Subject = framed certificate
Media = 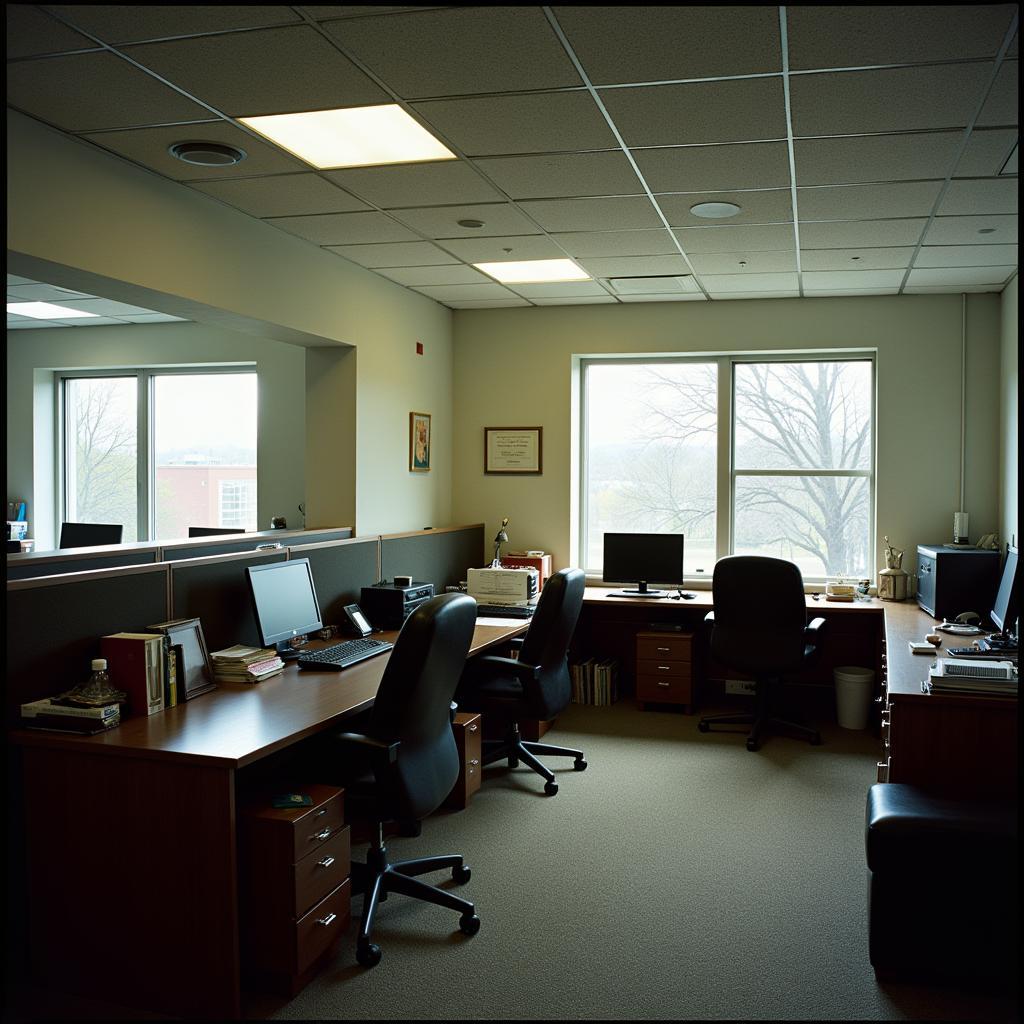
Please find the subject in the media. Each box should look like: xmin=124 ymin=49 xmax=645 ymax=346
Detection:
xmin=484 ymin=427 xmax=543 ymax=474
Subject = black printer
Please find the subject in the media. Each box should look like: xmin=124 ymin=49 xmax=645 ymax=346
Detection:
xmin=360 ymin=580 xmax=435 ymax=629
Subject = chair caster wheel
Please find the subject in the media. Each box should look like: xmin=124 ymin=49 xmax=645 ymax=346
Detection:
xmin=573 ymin=758 xmax=587 ymax=771
xmin=356 ymin=941 xmax=381 ymax=968
xmin=698 ymin=721 xmax=710 ymax=733
xmin=452 ymin=864 xmax=471 ymax=885
xmin=508 ymin=757 xmax=519 ymax=769
xmin=746 ymin=737 xmax=758 ymax=751
xmin=544 ymin=780 xmax=558 ymax=796
xmin=459 ymin=913 xmax=481 ymax=936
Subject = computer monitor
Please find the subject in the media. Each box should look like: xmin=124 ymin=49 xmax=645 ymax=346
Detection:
xmin=246 ymin=558 xmax=324 ymax=659
xmin=187 ymin=527 xmax=247 ymax=538
xmin=58 ymin=522 xmax=124 ymax=549
xmin=990 ymin=546 xmax=1018 ymax=637
xmin=603 ymin=532 xmax=685 ymax=598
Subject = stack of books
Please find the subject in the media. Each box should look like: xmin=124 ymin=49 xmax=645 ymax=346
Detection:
xmin=570 ymin=657 xmax=619 ymax=706
xmin=927 ymin=658 xmax=1018 ymax=698
xmin=210 ymin=644 xmax=285 ymax=683
xmin=21 ymin=697 xmax=121 ymax=734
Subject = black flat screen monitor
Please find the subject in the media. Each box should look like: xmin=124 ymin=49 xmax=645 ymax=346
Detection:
xmin=58 ymin=522 xmax=124 ymax=549
xmin=188 ymin=527 xmax=247 ymax=538
xmin=603 ymin=533 xmax=685 ymax=598
xmin=246 ymin=558 xmax=323 ymax=658
xmin=990 ymin=546 xmax=1018 ymax=636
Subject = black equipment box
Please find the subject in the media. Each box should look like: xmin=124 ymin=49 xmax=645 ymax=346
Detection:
xmin=360 ymin=581 xmax=435 ymax=629
xmin=916 ymin=544 xmax=999 ymax=621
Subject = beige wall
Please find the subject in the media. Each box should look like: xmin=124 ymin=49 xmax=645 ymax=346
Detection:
xmin=999 ymin=275 xmax=1018 ymax=549
xmin=451 ymin=294 xmax=1003 ymax=577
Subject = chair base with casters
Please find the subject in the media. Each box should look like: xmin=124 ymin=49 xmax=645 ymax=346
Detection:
xmin=698 ymin=676 xmax=822 ymax=751
xmin=482 ymin=720 xmax=587 ymax=796
xmin=352 ymin=822 xmax=479 ymax=968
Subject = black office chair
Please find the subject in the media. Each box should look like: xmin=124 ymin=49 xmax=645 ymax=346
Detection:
xmin=457 ymin=567 xmax=587 ymax=796
xmin=697 ymin=556 xmax=825 ymax=752
xmin=327 ymin=592 xmax=481 ymax=968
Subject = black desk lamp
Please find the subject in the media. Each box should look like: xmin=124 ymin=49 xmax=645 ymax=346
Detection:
xmin=491 ymin=517 xmax=510 ymax=568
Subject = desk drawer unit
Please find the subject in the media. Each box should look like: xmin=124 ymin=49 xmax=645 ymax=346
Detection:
xmin=446 ymin=712 xmax=482 ymax=810
xmin=636 ymin=632 xmax=694 ymax=712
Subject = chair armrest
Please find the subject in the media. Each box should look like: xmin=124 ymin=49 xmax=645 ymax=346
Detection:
xmin=509 ymin=637 xmax=525 ymax=651
xmin=476 ymin=654 xmax=541 ymax=683
xmin=806 ymin=616 xmax=826 ymax=634
xmin=335 ymin=732 xmax=400 ymax=764
xmin=449 ymin=700 xmax=458 ymax=723
xmin=704 ymin=610 xmax=715 ymax=624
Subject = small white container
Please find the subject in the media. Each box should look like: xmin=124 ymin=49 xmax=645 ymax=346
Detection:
xmin=834 ymin=666 xmax=875 ymax=730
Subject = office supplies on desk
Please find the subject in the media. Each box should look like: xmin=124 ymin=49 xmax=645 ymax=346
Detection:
xmin=467 ymin=566 xmax=538 ymax=607
xmin=297 ymin=636 xmax=393 ymax=670
xmin=474 ymin=602 xmax=536 ymax=619
xmin=360 ymin=580 xmax=435 ymax=629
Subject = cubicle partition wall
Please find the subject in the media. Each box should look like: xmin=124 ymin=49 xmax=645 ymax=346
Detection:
xmin=157 ymin=526 xmax=352 ymax=562
xmin=5 ymin=547 xmax=161 ymax=581
xmin=5 ymin=564 xmax=171 ymax=722
xmin=298 ymin=537 xmax=380 ymax=628
xmin=379 ymin=524 xmax=485 ymax=592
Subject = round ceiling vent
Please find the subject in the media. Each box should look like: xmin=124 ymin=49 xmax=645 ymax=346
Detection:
xmin=168 ymin=141 xmax=247 ymax=166
xmin=689 ymin=201 xmax=742 ymax=219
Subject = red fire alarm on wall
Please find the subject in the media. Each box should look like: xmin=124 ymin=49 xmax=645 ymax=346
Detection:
xmin=416 ymin=341 xmax=424 ymax=355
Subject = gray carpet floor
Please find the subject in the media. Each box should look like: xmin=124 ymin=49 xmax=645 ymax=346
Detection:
xmin=252 ymin=702 xmax=1018 ymax=1021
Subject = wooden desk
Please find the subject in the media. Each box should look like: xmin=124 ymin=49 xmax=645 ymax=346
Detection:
xmin=9 ymin=622 xmax=526 ymax=1020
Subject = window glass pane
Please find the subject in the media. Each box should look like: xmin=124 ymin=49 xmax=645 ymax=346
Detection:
xmin=734 ymin=361 xmax=872 ymax=470
xmin=64 ymin=377 xmax=138 ymax=542
xmin=734 ymin=475 xmax=871 ymax=578
xmin=584 ymin=362 xmax=717 ymax=575
xmin=153 ymin=374 xmax=258 ymax=539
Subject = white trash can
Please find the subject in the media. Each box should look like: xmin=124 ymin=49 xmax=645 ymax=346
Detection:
xmin=834 ymin=666 xmax=875 ymax=730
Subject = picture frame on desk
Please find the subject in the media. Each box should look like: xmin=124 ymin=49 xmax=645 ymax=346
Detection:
xmin=484 ymin=426 xmax=542 ymax=474
xmin=148 ymin=617 xmax=216 ymax=701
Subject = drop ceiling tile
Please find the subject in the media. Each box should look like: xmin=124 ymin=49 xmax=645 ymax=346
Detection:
xmin=265 ymin=211 xmax=420 ymax=245
xmin=7 ymin=51 xmax=210 ymax=131
xmin=618 ymin=293 xmax=707 ymax=302
xmin=7 ymin=319 xmax=71 ymax=329
xmin=600 ymin=78 xmax=787 ymax=148
xmin=705 ymin=291 xmax=798 ymax=301
xmin=907 ymin=266 xmax=1016 ymax=287
xmin=797 ymin=181 xmax=943 ymax=221
xmin=954 ymin=129 xmax=1019 ymax=177
xmin=325 ymin=7 xmax=581 ymax=97
xmin=411 ymin=92 xmax=617 ymax=156
xmin=914 ymin=244 xmax=1019 ymax=267
xmin=474 ymin=152 xmax=642 ymax=200
xmin=795 ymin=132 xmax=962 ymax=185
xmin=390 ymin=203 xmax=538 ymax=239
xmin=689 ymin=251 xmax=798 ymax=274
xmin=506 ymin=282 xmax=610 ymax=298
xmin=6 ymin=5 xmax=97 ymax=58
xmin=673 ymin=224 xmax=797 ymax=254
xmin=802 ymin=270 xmax=906 ymax=290
xmin=555 ymin=6 xmax=782 ymax=83
xmin=324 ymin=241 xmax=460 ymax=268
xmin=937 ymin=178 xmax=1018 ymax=217
xmin=6 ymin=284 xmax=92 ymax=301
xmin=50 ymin=298 xmax=164 ymax=316
xmin=82 ymin=122 xmax=305 ymax=179
xmin=444 ymin=298 xmax=532 ymax=308
xmin=786 ymin=5 xmax=1016 ymax=69
xmin=803 ymin=288 xmax=901 ymax=297
xmin=977 ymin=61 xmax=1018 ymax=126
xmin=323 ymin=162 xmax=502 ymax=208
xmin=550 ymin=230 xmax=678 ymax=258
xmin=799 ymin=219 xmax=927 ymax=248
xmin=657 ymin=190 xmax=793 ymax=227
xmin=904 ymin=284 xmax=1005 ymax=294
xmin=119 ymin=313 xmax=188 ymax=323
xmin=302 ymin=6 xmax=438 ymax=18
xmin=414 ymin=283 xmax=520 ymax=301
xmin=800 ymin=247 xmax=914 ymax=271
xmin=578 ymin=255 xmax=693 ymax=278
xmin=1003 ymin=144 xmax=1019 ymax=174
xmin=6 ymin=276 xmax=35 ymax=286
xmin=125 ymin=26 xmax=388 ymax=117
xmin=50 ymin=5 xmax=301 ymax=42
xmin=376 ymin=265 xmax=489 ymax=287
xmin=922 ymin=215 xmax=1018 ymax=245
xmin=517 ymin=197 xmax=662 ymax=233
xmin=633 ymin=142 xmax=792 ymax=192
xmin=63 ymin=316 xmax=128 ymax=327
xmin=608 ymin=276 xmax=697 ymax=295
xmin=439 ymin=236 xmax=566 ymax=263
xmin=188 ymin=174 xmax=369 ymax=217
xmin=700 ymin=272 xmax=799 ymax=292
xmin=531 ymin=296 xmax=617 ymax=305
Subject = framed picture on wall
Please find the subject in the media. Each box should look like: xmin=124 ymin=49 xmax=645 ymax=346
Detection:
xmin=410 ymin=412 xmax=431 ymax=472
xmin=484 ymin=427 xmax=543 ymax=474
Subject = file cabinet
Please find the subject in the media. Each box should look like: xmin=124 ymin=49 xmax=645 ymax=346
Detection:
xmin=635 ymin=631 xmax=694 ymax=713
xmin=446 ymin=712 xmax=482 ymax=809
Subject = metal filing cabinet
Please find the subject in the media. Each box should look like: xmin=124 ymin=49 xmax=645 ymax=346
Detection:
xmin=915 ymin=544 xmax=1000 ymax=621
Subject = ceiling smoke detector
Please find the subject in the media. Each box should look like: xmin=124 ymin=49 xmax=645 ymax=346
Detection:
xmin=689 ymin=201 xmax=742 ymax=219
xmin=168 ymin=141 xmax=247 ymax=166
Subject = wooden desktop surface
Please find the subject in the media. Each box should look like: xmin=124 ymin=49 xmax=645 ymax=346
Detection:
xmin=581 ymin=585 xmax=887 ymax=615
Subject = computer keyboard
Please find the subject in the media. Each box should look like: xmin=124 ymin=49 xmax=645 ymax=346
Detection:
xmin=475 ymin=604 xmax=536 ymax=619
xmin=297 ymin=637 xmax=394 ymax=670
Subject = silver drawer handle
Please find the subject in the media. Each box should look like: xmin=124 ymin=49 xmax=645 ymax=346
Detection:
xmin=657 ymin=665 xmax=670 ymax=671
xmin=468 ymin=724 xmax=478 ymax=732
xmin=317 ymin=856 xmax=335 ymax=869
xmin=469 ymin=758 xmax=480 ymax=766
xmin=656 ymin=647 xmax=670 ymax=652
xmin=314 ymin=808 xmax=327 ymax=818
xmin=309 ymin=828 xmax=332 ymax=842
xmin=657 ymin=680 xmax=671 ymax=688
xmin=316 ymin=913 xmax=337 ymax=927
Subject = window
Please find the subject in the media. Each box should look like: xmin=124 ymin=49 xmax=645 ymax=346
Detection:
xmin=59 ymin=369 xmax=257 ymax=542
xmin=580 ymin=356 xmax=874 ymax=582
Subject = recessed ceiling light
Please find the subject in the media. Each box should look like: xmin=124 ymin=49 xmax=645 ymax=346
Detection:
xmin=168 ymin=141 xmax=247 ymax=166
xmin=689 ymin=201 xmax=742 ymax=219
xmin=458 ymin=219 xmax=485 ymax=229
xmin=239 ymin=105 xmax=456 ymax=169
xmin=7 ymin=301 xmax=100 ymax=320
xmin=473 ymin=259 xmax=590 ymax=284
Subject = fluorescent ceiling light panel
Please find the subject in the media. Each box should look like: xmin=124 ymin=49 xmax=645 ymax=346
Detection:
xmin=238 ymin=105 xmax=456 ymax=169
xmin=6 ymin=301 xmax=100 ymax=319
xmin=474 ymin=259 xmax=590 ymax=284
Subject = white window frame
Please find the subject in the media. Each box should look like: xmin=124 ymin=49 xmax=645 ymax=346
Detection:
xmin=578 ymin=352 xmax=876 ymax=584
xmin=218 ymin=478 xmax=257 ymax=529
xmin=56 ymin=365 xmax=256 ymax=542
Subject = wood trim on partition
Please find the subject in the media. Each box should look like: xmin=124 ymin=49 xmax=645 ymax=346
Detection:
xmin=6 ymin=560 xmax=171 ymax=591
xmin=377 ymin=523 xmax=485 ymax=541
